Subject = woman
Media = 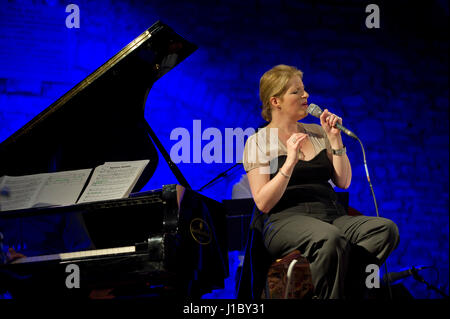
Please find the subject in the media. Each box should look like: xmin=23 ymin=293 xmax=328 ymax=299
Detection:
xmin=242 ymin=64 xmax=399 ymax=299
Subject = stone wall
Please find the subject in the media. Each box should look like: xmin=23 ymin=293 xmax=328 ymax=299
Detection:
xmin=0 ymin=0 xmax=448 ymax=299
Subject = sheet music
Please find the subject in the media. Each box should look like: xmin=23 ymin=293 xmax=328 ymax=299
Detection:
xmin=33 ymin=169 xmax=92 ymax=207
xmin=77 ymin=160 xmax=149 ymax=203
xmin=0 ymin=174 xmax=47 ymax=211
xmin=0 ymin=169 xmax=92 ymax=211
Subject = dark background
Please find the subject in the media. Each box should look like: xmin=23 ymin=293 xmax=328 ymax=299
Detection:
xmin=0 ymin=0 xmax=448 ymax=298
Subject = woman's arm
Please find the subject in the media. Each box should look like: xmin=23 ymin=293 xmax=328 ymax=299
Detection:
xmin=328 ymin=136 xmax=352 ymax=189
xmin=320 ymin=109 xmax=352 ymax=189
xmin=246 ymin=132 xmax=306 ymax=213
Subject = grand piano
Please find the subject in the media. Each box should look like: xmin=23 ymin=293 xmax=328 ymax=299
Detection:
xmin=0 ymin=21 xmax=228 ymax=299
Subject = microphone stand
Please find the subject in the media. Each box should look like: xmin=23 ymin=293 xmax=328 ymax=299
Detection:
xmin=411 ymin=267 xmax=449 ymax=299
xmin=197 ymin=162 xmax=242 ymax=192
xmin=355 ymin=135 xmax=392 ymax=300
xmin=308 ymin=105 xmax=396 ymax=299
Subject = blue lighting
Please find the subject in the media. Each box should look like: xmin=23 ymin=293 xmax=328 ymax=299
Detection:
xmin=0 ymin=0 xmax=448 ymax=299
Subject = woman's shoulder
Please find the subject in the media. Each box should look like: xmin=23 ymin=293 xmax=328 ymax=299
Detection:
xmin=245 ymin=125 xmax=270 ymax=145
xmin=300 ymin=122 xmax=325 ymax=135
xmin=301 ymin=122 xmax=331 ymax=151
xmin=242 ymin=125 xmax=278 ymax=172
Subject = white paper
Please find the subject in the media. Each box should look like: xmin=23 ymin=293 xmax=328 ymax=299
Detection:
xmin=77 ymin=160 xmax=149 ymax=203
xmin=0 ymin=169 xmax=92 ymax=211
xmin=0 ymin=174 xmax=47 ymax=211
xmin=33 ymin=169 xmax=92 ymax=207
xmin=0 ymin=160 xmax=149 ymax=211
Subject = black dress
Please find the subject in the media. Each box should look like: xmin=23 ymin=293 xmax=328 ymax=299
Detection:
xmin=255 ymin=148 xmax=347 ymax=257
xmin=237 ymin=149 xmax=347 ymax=299
xmin=238 ymin=126 xmax=399 ymax=299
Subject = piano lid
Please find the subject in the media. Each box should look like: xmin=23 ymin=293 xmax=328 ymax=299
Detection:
xmin=0 ymin=21 xmax=197 ymax=192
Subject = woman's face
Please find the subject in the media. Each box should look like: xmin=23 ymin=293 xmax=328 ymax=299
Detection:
xmin=278 ymin=75 xmax=309 ymax=121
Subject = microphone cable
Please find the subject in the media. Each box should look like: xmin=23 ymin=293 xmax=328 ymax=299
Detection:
xmin=353 ymin=133 xmax=393 ymax=300
xmin=308 ymin=103 xmax=395 ymax=298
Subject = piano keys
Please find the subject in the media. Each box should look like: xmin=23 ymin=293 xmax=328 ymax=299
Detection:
xmin=9 ymin=246 xmax=137 ymax=265
xmin=0 ymin=21 xmax=229 ymax=299
xmin=1 ymin=185 xmax=228 ymax=299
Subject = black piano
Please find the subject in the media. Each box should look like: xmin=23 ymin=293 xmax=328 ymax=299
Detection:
xmin=0 ymin=21 xmax=228 ymax=299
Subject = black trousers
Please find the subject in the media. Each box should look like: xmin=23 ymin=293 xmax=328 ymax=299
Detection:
xmin=262 ymin=202 xmax=400 ymax=299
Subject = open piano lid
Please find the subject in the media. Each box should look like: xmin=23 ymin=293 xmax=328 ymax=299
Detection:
xmin=0 ymin=21 xmax=197 ymax=192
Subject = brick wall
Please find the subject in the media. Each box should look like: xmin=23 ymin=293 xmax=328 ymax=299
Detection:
xmin=0 ymin=0 xmax=448 ymax=299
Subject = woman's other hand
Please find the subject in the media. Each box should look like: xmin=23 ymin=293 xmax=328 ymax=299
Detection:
xmin=320 ymin=109 xmax=343 ymax=138
xmin=286 ymin=132 xmax=308 ymax=165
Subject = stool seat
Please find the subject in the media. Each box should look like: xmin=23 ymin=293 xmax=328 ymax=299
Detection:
xmin=262 ymin=250 xmax=314 ymax=299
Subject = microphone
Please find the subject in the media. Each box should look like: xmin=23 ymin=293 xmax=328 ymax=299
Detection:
xmin=383 ymin=266 xmax=432 ymax=284
xmin=307 ymin=103 xmax=357 ymax=139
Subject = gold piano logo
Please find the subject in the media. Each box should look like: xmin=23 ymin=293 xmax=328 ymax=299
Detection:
xmin=190 ymin=218 xmax=212 ymax=245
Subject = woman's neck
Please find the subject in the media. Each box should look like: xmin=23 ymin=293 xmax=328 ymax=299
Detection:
xmin=268 ymin=118 xmax=300 ymax=135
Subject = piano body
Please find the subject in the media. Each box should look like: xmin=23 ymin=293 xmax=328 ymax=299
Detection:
xmin=0 ymin=21 xmax=228 ymax=299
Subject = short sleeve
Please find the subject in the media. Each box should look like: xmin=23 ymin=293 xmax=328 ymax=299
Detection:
xmin=242 ymin=134 xmax=269 ymax=173
xmin=242 ymin=127 xmax=282 ymax=174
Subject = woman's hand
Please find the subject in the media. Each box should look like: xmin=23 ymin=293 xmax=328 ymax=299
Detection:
xmin=319 ymin=109 xmax=352 ymax=189
xmin=247 ymin=131 xmax=308 ymax=214
xmin=6 ymin=247 xmax=26 ymax=263
xmin=320 ymin=109 xmax=343 ymax=138
xmin=286 ymin=132 xmax=308 ymax=165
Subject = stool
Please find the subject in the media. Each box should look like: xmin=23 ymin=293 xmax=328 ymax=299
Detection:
xmin=261 ymin=250 xmax=314 ymax=299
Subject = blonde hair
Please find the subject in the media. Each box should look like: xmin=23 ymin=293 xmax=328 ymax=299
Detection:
xmin=259 ymin=64 xmax=303 ymax=122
